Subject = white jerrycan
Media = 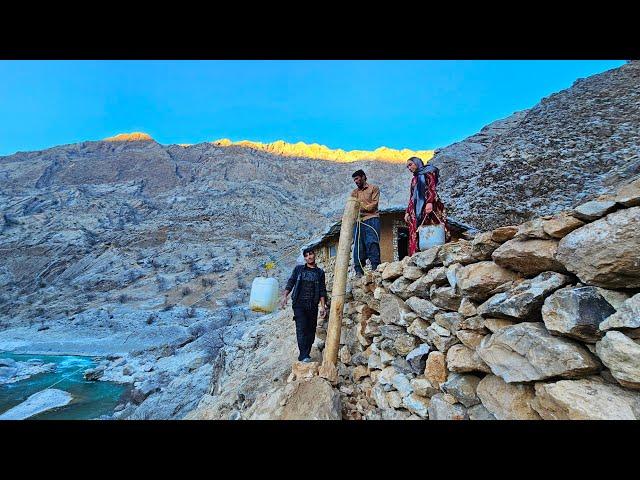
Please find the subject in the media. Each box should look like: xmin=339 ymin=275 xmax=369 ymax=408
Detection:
xmin=249 ymin=276 xmax=280 ymax=314
xmin=418 ymin=224 xmax=446 ymax=250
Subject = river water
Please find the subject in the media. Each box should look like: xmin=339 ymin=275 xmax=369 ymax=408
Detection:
xmin=0 ymin=353 xmax=129 ymax=420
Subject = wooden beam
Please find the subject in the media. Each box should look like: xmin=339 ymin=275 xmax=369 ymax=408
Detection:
xmin=319 ymin=197 xmax=359 ymax=383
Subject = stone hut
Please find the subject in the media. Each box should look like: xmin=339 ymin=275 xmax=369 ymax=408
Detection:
xmin=305 ymin=206 xmax=477 ymax=289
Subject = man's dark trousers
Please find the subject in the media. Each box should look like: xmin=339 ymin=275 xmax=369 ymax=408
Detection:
xmin=293 ymin=304 xmax=318 ymax=361
xmin=353 ymin=216 xmax=381 ymax=275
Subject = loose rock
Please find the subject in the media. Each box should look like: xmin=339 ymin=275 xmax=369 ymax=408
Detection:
xmin=542 ymin=286 xmax=615 ymax=342
xmin=595 ymin=331 xmax=640 ymax=389
xmin=476 ymin=374 xmax=541 ymax=420
xmin=556 ymin=207 xmax=640 ymax=288
xmin=531 ymin=377 xmax=640 ymax=420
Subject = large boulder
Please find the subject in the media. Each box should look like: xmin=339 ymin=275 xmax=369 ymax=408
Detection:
xmin=412 ymin=246 xmax=442 ymax=270
xmin=542 ymin=212 xmax=585 ymax=239
xmin=441 ymin=373 xmax=481 ymax=407
xmin=483 ymin=318 xmax=517 ymax=333
xmin=379 ymin=294 xmax=413 ymax=326
xmin=402 ymin=393 xmax=430 ymax=418
xmin=406 ymin=344 xmax=431 ymax=375
xmin=407 ymin=318 xmax=430 ymax=341
xmin=476 ymin=374 xmax=541 ymax=420
xmin=556 ymin=207 xmax=640 ymax=289
xmin=405 ymin=296 xmax=441 ymax=320
xmin=468 ymin=404 xmax=497 ymax=420
xmin=405 ymin=269 xmax=446 ymax=299
xmin=382 ymin=261 xmax=404 ymax=281
xmin=455 ymin=330 xmax=486 ymax=350
xmin=424 ymin=351 xmax=448 ymax=388
xmin=246 ymin=377 xmax=341 ymax=420
xmin=434 ymin=312 xmax=464 ymax=333
xmin=600 ymin=293 xmax=640 ymax=332
xmin=477 ymin=271 xmax=571 ymax=321
xmin=287 ymin=361 xmax=319 ymax=383
xmin=595 ymin=331 xmax=640 ymax=390
xmin=411 ymin=377 xmax=439 ymax=397
xmin=390 ymin=373 xmax=414 ymax=398
xmin=614 ymin=178 xmax=640 ymax=207
xmin=595 ymin=288 xmax=631 ymax=311
xmin=389 ymin=276 xmax=414 ymax=300
xmin=427 ymin=393 xmax=468 ymax=420
xmin=426 ymin=323 xmax=460 ymax=352
xmin=531 ymin=377 xmax=640 ymax=420
xmin=541 ymin=286 xmax=616 ymax=343
xmin=438 ymin=240 xmax=477 ymax=266
xmin=456 ymin=261 xmax=523 ymax=302
xmin=477 ymin=322 xmax=601 ymax=383
xmin=458 ymin=297 xmax=478 ymax=317
xmin=490 ymin=225 xmax=518 ymax=243
xmin=572 ymin=199 xmax=617 ymax=221
xmin=379 ymin=324 xmax=406 ymax=341
xmin=394 ymin=333 xmax=419 ymax=356
xmin=492 ymin=239 xmax=567 ymax=276
xmin=402 ymin=265 xmax=425 ymax=281
xmin=470 ymin=232 xmax=502 ymax=260
xmin=514 ymin=218 xmax=552 ymax=240
xmin=430 ymin=286 xmax=462 ymax=311
xmin=446 ymin=344 xmax=491 ymax=374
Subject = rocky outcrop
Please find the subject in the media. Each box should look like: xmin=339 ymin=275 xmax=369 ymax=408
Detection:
xmin=244 ymin=376 xmax=341 ymax=420
xmin=212 ymin=138 xmax=434 ymax=164
xmin=0 ymin=389 xmax=72 ymax=420
xmin=430 ymin=61 xmax=640 ymax=232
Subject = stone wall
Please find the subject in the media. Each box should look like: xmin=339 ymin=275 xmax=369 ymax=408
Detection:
xmin=321 ymin=178 xmax=640 ymax=420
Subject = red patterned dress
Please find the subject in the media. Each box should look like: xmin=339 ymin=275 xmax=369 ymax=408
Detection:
xmin=406 ymin=171 xmax=450 ymax=256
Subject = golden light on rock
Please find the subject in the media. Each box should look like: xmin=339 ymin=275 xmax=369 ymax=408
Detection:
xmin=210 ymin=138 xmax=434 ymax=163
xmin=104 ymin=132 xmax=154 ymax=142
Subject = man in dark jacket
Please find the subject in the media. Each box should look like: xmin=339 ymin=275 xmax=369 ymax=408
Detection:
xmin=279 ymin=247 xmax=327 ymax=363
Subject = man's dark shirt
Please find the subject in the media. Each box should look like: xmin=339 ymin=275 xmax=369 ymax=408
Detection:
xmin=286 ymin=264 xmax=327 ymax=308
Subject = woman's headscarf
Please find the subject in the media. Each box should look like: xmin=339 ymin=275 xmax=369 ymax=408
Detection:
xmin=408 ymin=157 xmax=439 ymax=221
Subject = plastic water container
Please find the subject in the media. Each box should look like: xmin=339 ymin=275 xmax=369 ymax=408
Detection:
xmin=249 ymin=276 xmax=280 ymax=314
xmin=418 ymin=224 xmax=446 ymax=250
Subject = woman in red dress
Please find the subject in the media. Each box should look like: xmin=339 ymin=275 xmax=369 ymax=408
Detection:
xmin=404 ymin=156 xmax=450 ymax=256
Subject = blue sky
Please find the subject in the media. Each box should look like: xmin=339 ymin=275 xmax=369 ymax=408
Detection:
xmin=0 ymin=60 xmax=626 ymax=156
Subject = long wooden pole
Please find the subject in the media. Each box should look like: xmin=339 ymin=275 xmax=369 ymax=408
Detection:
xmin=319 ymin=197 xmax=359 ymax=383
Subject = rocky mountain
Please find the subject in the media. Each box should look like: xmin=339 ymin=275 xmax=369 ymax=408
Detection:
xmin=0 ymin=136 xmax=426 ymax=418
xmin=209 ymin=138 xmax=434 ymax=164
xmin=0 ymin=138 xmax=426 ymax=326
xmin=433 ymin=60 xmax=640 ymax=231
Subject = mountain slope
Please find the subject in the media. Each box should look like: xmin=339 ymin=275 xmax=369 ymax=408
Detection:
xmin=432 ymin=60 xmax=640 ymax=230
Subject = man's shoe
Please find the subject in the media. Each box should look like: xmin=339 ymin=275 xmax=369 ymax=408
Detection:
xmin=302 ymin=357 xmax=312 ymax=363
